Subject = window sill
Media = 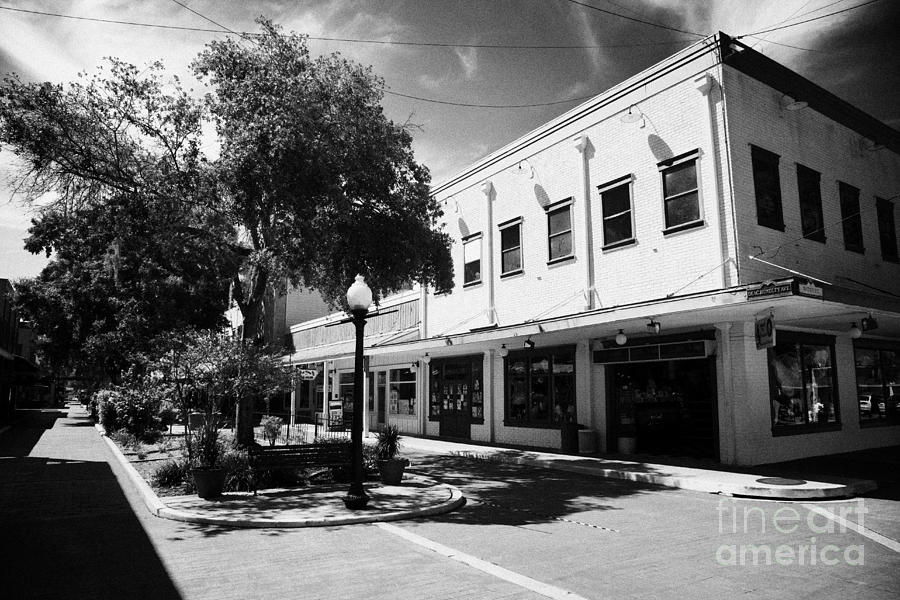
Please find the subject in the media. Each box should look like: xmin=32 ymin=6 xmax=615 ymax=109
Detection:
xmin=463 ymin=280 xmax=483 ymax=289
xmin=502 ymin=420 xmax=566 ymax=430
xmin=802 ymin=235 xmax=827 ymax=244
xmin=883 ymin=256 xmax=900 ymax=264
xmin=500 ymin=269 xmax=524 ymax=279
xmin=859 ymin=419 xmax=900 ymax=428
xmin=602 ymin=238 xmax=636 ymax=252
xmin=547 ymin=254 xmax=575 ymax=266
xmin=663 ymin=219 xmax=704 ymax=236
xmin=759 ymin=221 xmax=786 ymax=232
xmin=845 ymin=246 xmax=865 ymax=254
xmin=771 ymin=423 xmax=842 ymax=437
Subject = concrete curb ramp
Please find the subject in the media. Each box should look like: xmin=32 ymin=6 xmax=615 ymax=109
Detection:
xmin=99 ymin=425 xmax=465 ymax=528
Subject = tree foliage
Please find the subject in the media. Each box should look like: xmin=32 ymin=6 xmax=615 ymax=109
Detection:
xmin=193 ymin=18 xmax=453 ymax=334
xmin=1 ymin=18 xmax=453 ymax=400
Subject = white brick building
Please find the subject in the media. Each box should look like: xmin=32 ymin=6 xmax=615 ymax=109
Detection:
xmin=283 ymin=33 xmax=900 ymax=466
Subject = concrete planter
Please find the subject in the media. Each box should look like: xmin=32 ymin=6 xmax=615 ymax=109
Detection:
xmin=377 ymin=458 xmax=410 ymax=485
xmin=192 ymin=467 xmax=226 ymax=499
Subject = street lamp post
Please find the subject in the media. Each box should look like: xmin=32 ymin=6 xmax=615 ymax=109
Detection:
xmin=343 ymin=274 xmax=372 ymax=509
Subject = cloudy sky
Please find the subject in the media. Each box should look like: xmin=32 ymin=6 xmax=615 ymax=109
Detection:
xmin=1 ymin=0 xmax=898 ymax=280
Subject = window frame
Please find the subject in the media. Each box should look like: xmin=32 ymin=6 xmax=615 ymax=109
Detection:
xmin=768 ymin=330 xmax=841 ymax=435
xmin=751 ymin=145 xmax=785 ymax=231
xmin=546 ymin=198 xmax=575 ymax=264
xmin=498 ymin=217 xmax=524 ymax=277
xmin=876 ymin=196 xmax=899 ymax=263
xmin=503 ymin=345 xmax=576 ymax=428
xmin=384 ymin=367 xmax=417 ymax=416
xmin=838 ymin=181 xmax=864 ymax=253
xmin=796 ymin=163 xmax=826 ymax=243
xmin=428 ymin=355 xmax=484 ymax=423
xmin=598 ymin=174 xmax=636 ymax=250
xmin=462 ymin=232 xmax=483 ymax=286
xmin=659 ymin=150 xmax=703 ymax=234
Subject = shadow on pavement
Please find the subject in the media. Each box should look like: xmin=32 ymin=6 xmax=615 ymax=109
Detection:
xmin=755 ymin=445 xmax=900 ymax=501
xmin=408 ymin=452 xmax=659 ymax=528
xmin=0 ymin=436 xmax=184 ymax=598
xmin=4 ymin=409 xmax=67 ymax=456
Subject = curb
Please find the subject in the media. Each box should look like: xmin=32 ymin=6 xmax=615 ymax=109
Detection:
xmin=97 ymin=425 xmax=465 ymax=527
xmin=448 ymin=450 xmax=876 ymax=500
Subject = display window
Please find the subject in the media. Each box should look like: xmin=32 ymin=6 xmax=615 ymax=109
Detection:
xmin=504 ymin=346 xmax=575 ymax=427
xmin=854 ymin=343 xmax=900 ymax=425
xmin=768 ymin=331 xmax=840 ymax=433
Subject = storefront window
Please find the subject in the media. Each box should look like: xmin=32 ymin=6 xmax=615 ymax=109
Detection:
xmin=769 ymin=332 xmax=839 ymax=432
xmin=505 ymin=346 xmax=576 ymax=426
xmin=429 ymin=356 xmax=484 ymax=422
xmin=388 ymin=368 xmax=416 ymax=416
xmin=855 ymin=345 xmax=900 ymax=425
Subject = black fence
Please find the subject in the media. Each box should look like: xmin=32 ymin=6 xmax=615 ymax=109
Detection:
xmin=251 ymin=411 xmax=351 ymax=446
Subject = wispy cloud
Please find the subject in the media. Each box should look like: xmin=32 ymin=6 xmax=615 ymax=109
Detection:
xmin=453 ymin=47 xmax=479 ymax=80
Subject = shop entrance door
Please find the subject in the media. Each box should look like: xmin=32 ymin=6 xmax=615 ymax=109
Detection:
xmin=609 ymin=358 xmax=718 ymax=459
xmin=435 ymin=360 xmax=475 ymax=440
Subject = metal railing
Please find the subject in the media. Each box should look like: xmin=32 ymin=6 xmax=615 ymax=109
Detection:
xmin=251 ymin=411 xmax=351 ymax=446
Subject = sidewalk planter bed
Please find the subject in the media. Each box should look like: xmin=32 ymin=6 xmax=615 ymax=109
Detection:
xmin=193 ymin=467 xmax=226 ymax=499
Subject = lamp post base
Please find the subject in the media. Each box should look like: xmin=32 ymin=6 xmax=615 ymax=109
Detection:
xmin=343 ymin=483 xmax=370 ymax=510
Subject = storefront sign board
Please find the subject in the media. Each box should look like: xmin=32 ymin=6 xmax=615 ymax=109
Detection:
xmin=747 ymin=282 xmax=793 ymax=300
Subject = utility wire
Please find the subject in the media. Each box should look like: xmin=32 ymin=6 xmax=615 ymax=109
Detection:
xmin=737 ymin=0 xmax=883 ymax=38
xmin=167 ymin=0 xmax=236 ymax=35
xmin=0 ymin=5 xmax=694 ymax=50
xmin=562 ymin=0 xmax=705 ymax=37
xmin=384 ymin=88 xmax=601 ymax=109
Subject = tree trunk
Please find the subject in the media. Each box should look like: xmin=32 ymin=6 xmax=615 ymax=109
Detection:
xmin=233 ymin=287 xmax=270 ymax=447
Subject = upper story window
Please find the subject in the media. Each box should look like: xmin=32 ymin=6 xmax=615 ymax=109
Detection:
xmin=751 ymin=145 xmax=785 ymax=230
xmin=769 ymin=331 xmax=840 ymax=434
xmin=599 ymin=175 xmax=634 ymax=249
xmin=876 ymin=196 xmax=899 ymax=263
xmin=462 ymin=233 xmax=482 ymax=286
xmin=660 ymin=151 xmax=701 ymax=232
xmin=498 ymin=217 xmax=523 ymax=276
xmin=839 ymin=182 xmax=864 ymax=253
xmin=546 ymin=199 xmax=573 ymax=263
xmin=797 ymin=164 xmax=825 ymax=242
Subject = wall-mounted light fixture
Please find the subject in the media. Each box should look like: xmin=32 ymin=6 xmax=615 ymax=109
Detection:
xmin=615 ymin=329 xmax=628 ymax=346
xmin=422 ymin=353 xmax=431 ymax=365
xmin=409 ymin=361 xmax=419 ymax=373
xmin=862 ymin=315 xmax=879 ymax=331
xmin=647 ymin=320 xmax=661 ymax=335
xmin=445 ymin=337 xmax=453 ymax=346
xmin=498 ymin=343 xmax=509 ymax=358
xmin=781 ymin=94 xmax=808 ymax=111
xmin=849 ymin=323 xmax=862 ymax=339
xmin=620 ymin=105 xmax=643 ymax=124
xmin=524 ymin=338 xmax=535 ymax=350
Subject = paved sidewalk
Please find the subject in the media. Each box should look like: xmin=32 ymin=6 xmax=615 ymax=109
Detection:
xmin=399 ymin=436 xmax=878 ymax=500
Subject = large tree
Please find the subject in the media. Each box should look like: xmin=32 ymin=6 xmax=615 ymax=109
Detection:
xmin=1 ymin=19 xmax=454 ymax=444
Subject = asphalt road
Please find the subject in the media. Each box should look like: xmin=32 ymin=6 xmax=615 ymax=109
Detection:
xmin=2 ymin=406 xmax=898 ymax=599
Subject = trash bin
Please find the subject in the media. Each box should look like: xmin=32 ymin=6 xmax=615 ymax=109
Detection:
xmin=560 ymin=422 xmax=580 ymax=454
xmin=578 ymin=429 xmax=597 ymax=454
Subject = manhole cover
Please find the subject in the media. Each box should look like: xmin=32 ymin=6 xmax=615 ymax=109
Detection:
xmin=756 ymin=477 xmax=807 ymax=486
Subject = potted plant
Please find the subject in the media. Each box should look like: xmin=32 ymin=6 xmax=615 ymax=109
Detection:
xmin=374 ymin=425 xmax=409 ymax=485
xmin=192 ymin=412 xmax=225 ymax=498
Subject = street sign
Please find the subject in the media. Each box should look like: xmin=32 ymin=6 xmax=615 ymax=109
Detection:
xmin=747 ymin=281 xmax=792 ymax=300
xmin=755 ymin=313 xmax=776 ymax=350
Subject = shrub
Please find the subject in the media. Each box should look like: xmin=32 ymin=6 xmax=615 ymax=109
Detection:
xmin=260 ymin=415 xmax=283 ymax=446
xmin=219 ymin=449 xmax=254 ymax=492
xmin=109 ymin=429 xmax=138 ymax=450
xmin=95 ymin=389 xmax=122 ymax=432
xmin=374 ymin=425 xmax=402 ymax=460
xmin=152 ymin=458 xmax=191 ymax=488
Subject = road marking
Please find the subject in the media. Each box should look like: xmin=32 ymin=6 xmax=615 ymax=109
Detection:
xmin=376 ymin=522 xmax=591 ymax=600
xmin=803 ymin=504 xmax=900 ymax=553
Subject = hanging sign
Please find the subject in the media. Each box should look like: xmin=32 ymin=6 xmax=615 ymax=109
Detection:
xmin=755 ymin=313 xmax=776 ymax=350
xmin=296 ymin=369 xmax=319 ymax=380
